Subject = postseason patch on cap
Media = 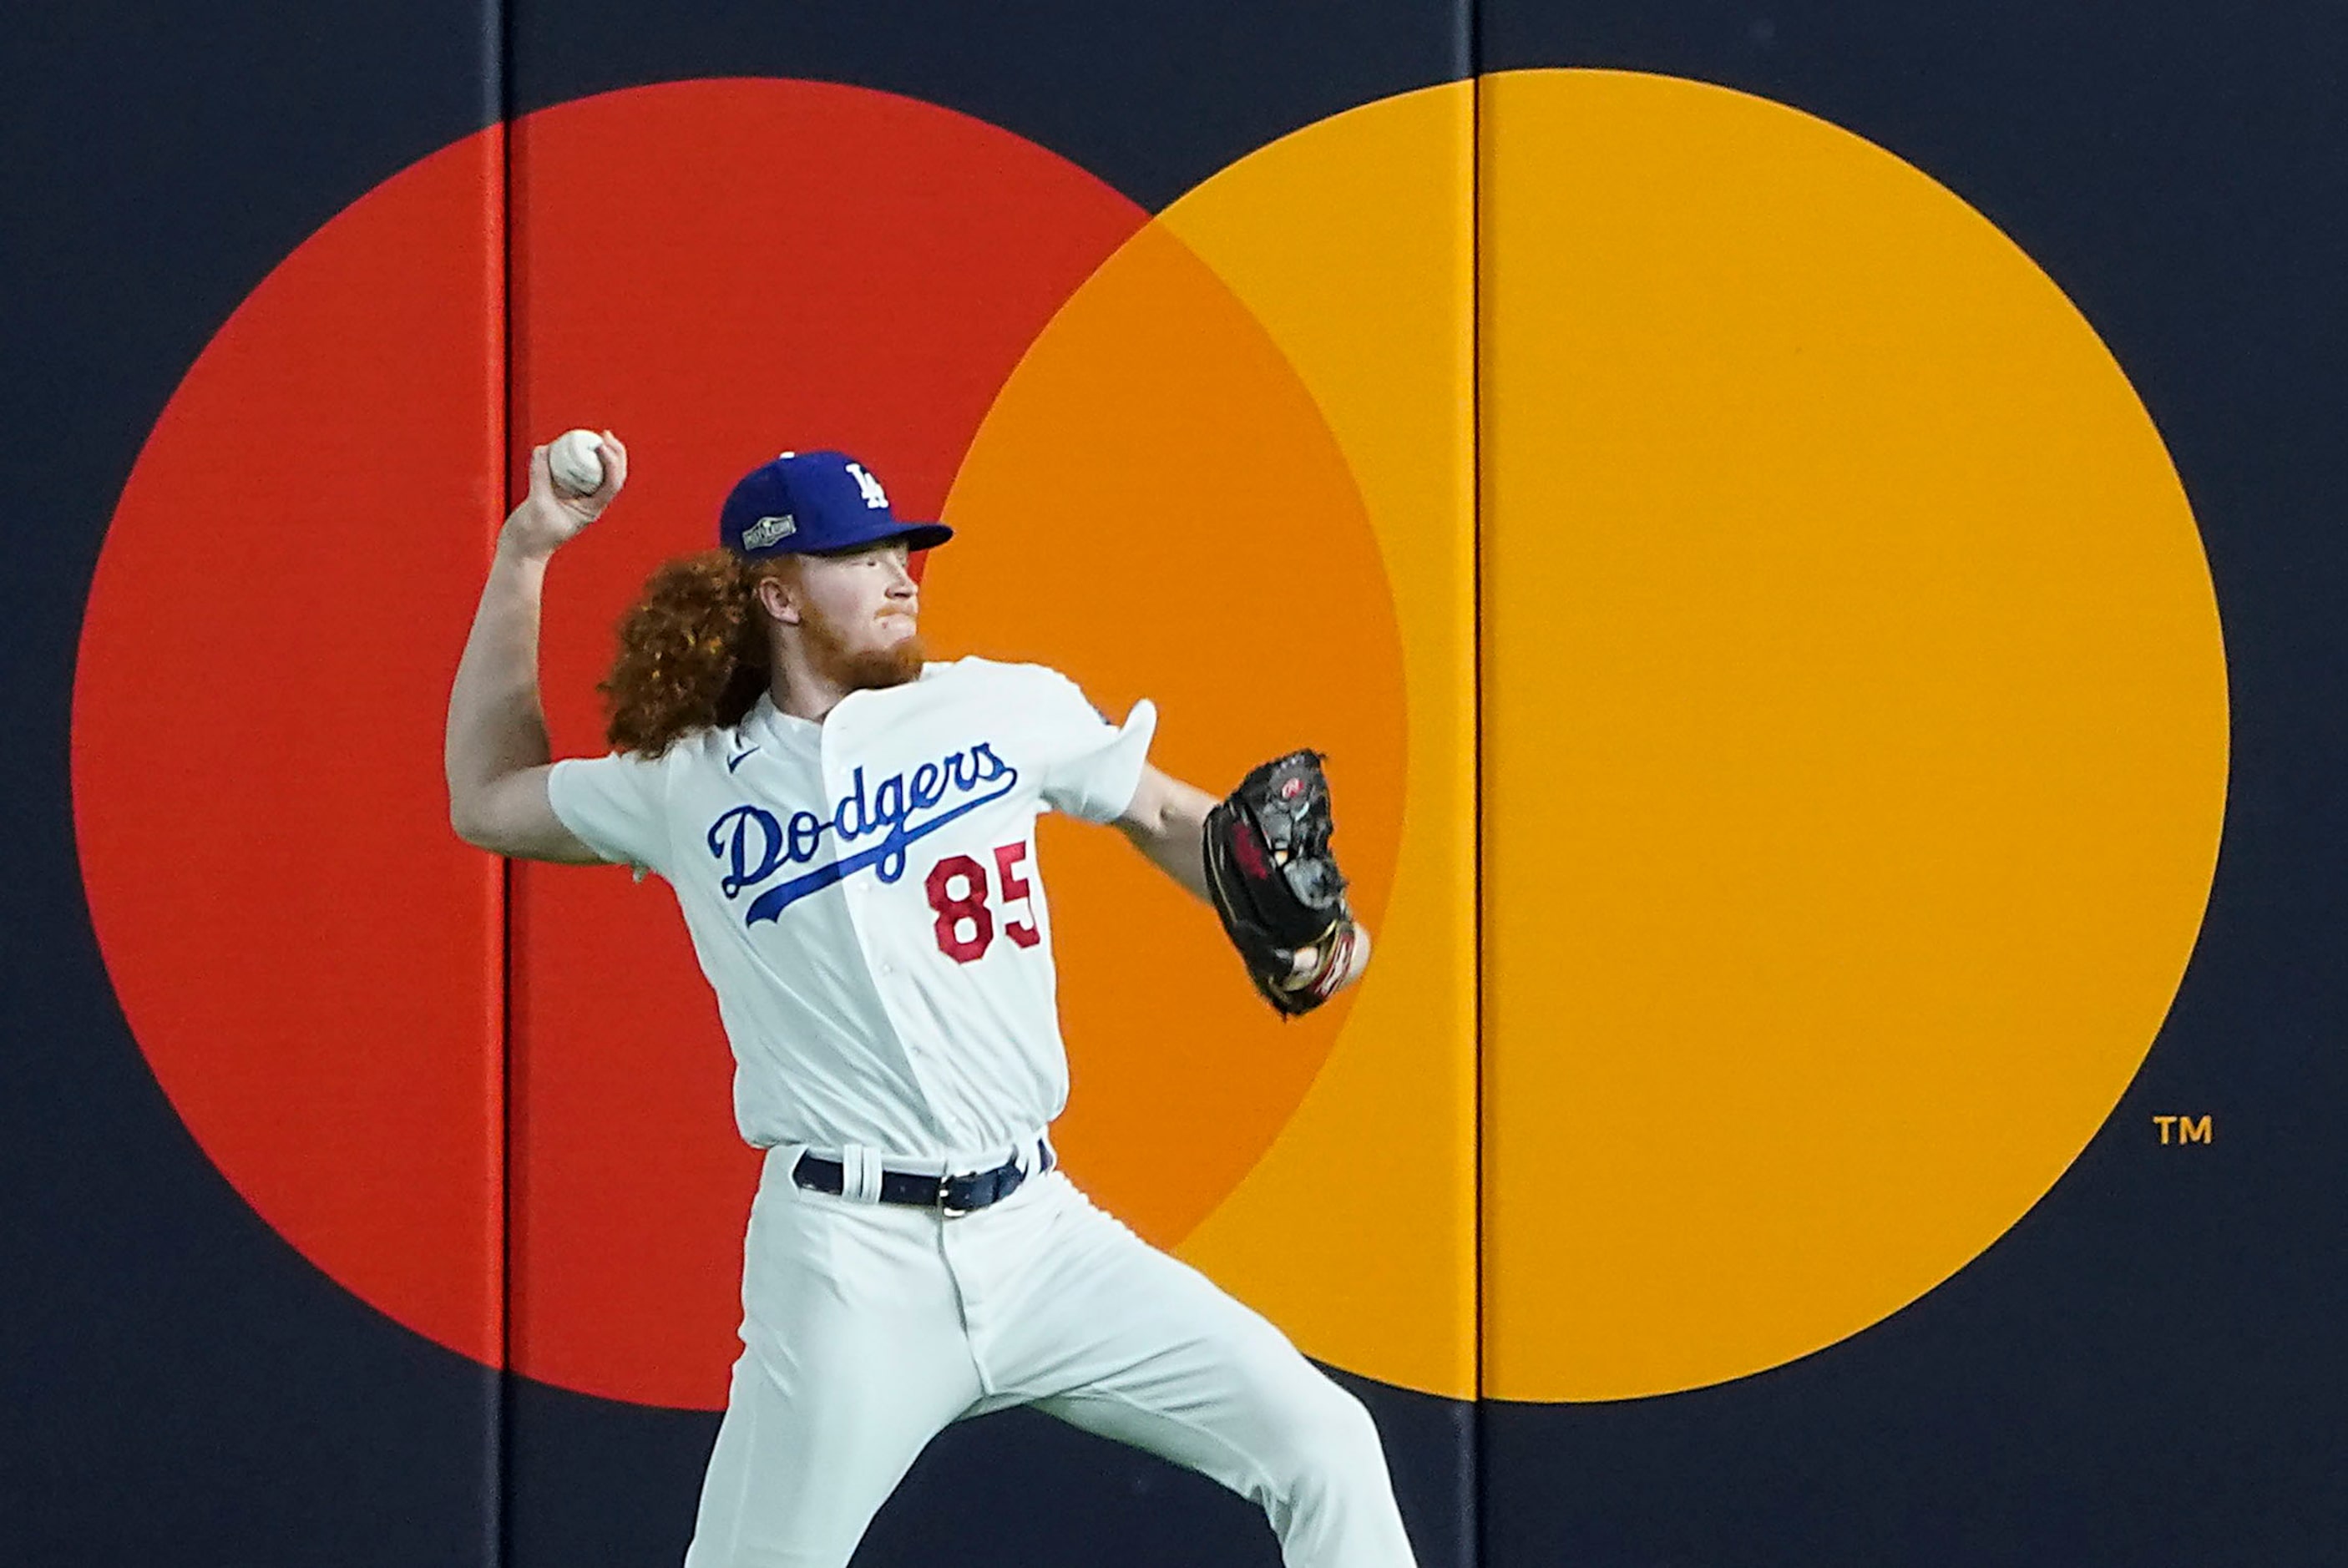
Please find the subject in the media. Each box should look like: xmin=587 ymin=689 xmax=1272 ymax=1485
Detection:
xmin=742 ymin=513 xmax=796 ymax=550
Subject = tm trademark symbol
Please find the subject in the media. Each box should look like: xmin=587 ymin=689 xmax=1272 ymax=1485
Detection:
xmin=2153 ymin=1114 xmax=2214 ymax=1146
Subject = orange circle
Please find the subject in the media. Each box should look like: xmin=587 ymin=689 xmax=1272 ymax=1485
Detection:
xmin=1480 ymin=71 xmax=2228 ymax=1400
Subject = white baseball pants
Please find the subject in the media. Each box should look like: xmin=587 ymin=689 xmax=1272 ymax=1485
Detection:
xmin=681 ymin=1145 xmax=1420 ymax=1568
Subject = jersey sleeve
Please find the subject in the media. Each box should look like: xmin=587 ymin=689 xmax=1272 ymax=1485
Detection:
xmin=546 ymin=751 xmax=675 ymax=873
xmin=1031 ymin=671 xmax=1158 ymax=824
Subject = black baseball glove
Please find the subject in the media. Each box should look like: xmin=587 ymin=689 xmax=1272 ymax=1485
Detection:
xmin=1202 ymin=751 xmax=1369 ymax=1017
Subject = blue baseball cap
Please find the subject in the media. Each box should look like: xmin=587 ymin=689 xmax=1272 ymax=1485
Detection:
xmin=718 ymin=450 xmax=954 ymax=559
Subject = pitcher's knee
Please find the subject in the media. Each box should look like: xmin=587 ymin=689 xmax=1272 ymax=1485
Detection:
xmin=1259 ymin=1374 xmax=1392 ymax=1506
xmin=1197 ymin=1344 xmax=1414 ymax=1564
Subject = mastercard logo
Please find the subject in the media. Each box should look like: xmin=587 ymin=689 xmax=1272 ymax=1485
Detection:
xmin=73 ymin=72 xmax=2224 ymax=1413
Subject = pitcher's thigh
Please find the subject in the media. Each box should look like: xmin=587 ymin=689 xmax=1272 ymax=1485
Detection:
xmin=685 ymin=1186 xmax=981 ymax=1568
xmin=684 ymin=1334 xmax=972 ymax=1568
xmin=1035 ymin=1329 xmax=1390 ymax=1506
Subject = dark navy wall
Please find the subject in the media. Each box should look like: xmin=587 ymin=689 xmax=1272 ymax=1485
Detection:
xmin=5 ymin=7 xmax=503 ymax=1565
xmin=7 ymin=3 xmax=2342 ymax=1565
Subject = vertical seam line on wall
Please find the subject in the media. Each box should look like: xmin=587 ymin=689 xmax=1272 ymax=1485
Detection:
xmin=494 ymin=0 xmax=515 ymax=1559
xmin=1467 ymin=9 xmax=1488 ymax=1568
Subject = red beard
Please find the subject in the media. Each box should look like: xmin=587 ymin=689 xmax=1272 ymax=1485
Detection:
xmin=803 ymin=609 xmax=926 ymax=693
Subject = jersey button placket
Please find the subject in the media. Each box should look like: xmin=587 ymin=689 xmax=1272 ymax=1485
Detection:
xmin=824 ymin=730 xmax=934 ymax=1099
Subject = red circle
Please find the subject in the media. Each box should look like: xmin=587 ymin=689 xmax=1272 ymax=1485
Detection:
xmin=76 ymin=80 xmax=1146 ymax=1407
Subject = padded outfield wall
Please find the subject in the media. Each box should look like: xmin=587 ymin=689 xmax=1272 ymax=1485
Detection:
xmin=6 ymin=4 xmax=2342 ymax=1565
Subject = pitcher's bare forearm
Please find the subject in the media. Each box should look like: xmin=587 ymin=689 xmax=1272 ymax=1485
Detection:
xmin=1116 ymin=764 xmax=1217 ymax=903
xmin=448 ymin=536 xmax=551 ymax=780
xmin=443 ymin=432 xmax=628 ymax=860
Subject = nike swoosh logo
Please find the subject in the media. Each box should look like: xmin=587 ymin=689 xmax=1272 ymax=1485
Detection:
xmin=726 ymin=746 xmax=760 ymax=772
xmin=743 ymin=774 xmax=1018 ymax=925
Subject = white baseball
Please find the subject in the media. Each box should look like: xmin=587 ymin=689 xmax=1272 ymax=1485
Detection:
xmin=1286 ymin=923 xmax=1372 ymax=998
xmin=548 ymin=428 xmax=605 ymax=496
xmin=1327 ymin=923 xmax=1372 ymax=990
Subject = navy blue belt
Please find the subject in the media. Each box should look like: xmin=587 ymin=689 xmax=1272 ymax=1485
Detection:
xmin=792 ymin=1140 xmax=1054 ymax=1216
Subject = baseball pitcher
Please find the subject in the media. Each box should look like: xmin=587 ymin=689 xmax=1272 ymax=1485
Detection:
xmin=445 ymin=435 xmax=1409 ymax=1566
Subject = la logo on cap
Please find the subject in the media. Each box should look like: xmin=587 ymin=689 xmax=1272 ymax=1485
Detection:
xmin=846 ymin=462 xmax=888 ymax=509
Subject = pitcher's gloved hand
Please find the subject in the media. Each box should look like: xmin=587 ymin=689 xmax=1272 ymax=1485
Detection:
xmin=1202 ymin=751 xmax=1369 ymax=1017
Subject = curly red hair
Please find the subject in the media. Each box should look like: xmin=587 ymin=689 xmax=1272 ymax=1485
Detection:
xmin=600 ymin=550 xmax=784 ymax=756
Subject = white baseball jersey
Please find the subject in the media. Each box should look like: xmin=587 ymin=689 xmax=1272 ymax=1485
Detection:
xmin=545 ymin=656 xmax=1156 ymax=1165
